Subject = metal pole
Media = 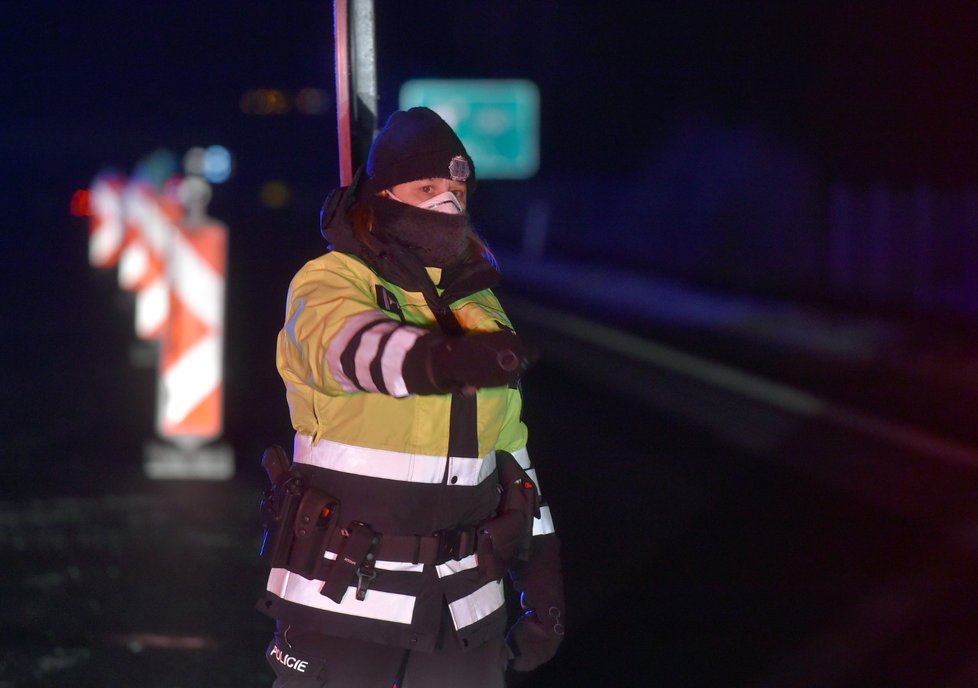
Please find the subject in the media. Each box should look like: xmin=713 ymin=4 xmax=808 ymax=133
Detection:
xmin=349 ymin=0 xmax=378 ymax=171
xmin=334 ymin=0 xmax=377 ymax=186
xmin=333 ymin=0 xmax=353 ymax=186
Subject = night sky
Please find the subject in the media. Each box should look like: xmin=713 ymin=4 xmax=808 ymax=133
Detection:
xmin=6 ymin=1 xmax=978 ymax=200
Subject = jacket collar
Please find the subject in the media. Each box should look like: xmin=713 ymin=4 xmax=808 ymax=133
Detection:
xmin=323 ymin=194 xmax=499 ymax=307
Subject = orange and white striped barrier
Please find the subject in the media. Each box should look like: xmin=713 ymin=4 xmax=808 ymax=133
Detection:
xmin=80 ymin=162 xmax=234 ymax=480
xmin=157 ymin=219 xmax=227 ymax=443
xmin=118 ymin=179 xmax=176 ymax=340
xmin=87 ymin=173 xmax=125 ymax=268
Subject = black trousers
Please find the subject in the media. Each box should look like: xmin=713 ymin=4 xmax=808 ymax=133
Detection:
xmin=266 ymin=613 xmax=508 ymax=688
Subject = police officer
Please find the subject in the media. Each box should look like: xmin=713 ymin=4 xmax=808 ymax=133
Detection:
xmin=258 ymin=107 xmax=564 ymax=687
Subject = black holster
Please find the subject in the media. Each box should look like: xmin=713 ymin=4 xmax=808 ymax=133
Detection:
xmin=259 ymin=471 xmax=306 ymax=568
xmin=259 ymin=450 xmax=339 ymax=580
xmin=476 ymin=451 xmax=541 ymax=580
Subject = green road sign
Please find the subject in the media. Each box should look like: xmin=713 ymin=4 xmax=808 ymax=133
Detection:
xmin=399 ymin=79 xmax=540 ymax=179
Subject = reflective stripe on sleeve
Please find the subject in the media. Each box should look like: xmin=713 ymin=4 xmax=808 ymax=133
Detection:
xmin=294 ymin=434 xmax=497 ymax=486
xmin=448 ymin=579 xmax=505 ymax=631
xmin=266 ymin=568 xmax=416 ymax=624
xmin=354 ymin=320 xmax=400 ymax=393
xmin=325 ymin=312 xmax=425 ymax=396
xmin=380 ymin=326 xmax=423 ymax=398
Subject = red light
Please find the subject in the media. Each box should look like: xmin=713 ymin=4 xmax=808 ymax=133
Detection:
xmin=70 ymin=189 xmax=92 ymax=217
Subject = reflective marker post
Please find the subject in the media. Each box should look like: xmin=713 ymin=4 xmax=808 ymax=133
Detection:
xmin=144 ymin=178 xmax=233 ymax=480
xmin=81 ymin=158 xmax=235 ymax=481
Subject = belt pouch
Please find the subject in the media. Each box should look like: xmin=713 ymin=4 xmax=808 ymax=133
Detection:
xmin=320 ymin=522 xmax=376 ymax=603
xmin=286 ymin=487 xmax=339 ymax=579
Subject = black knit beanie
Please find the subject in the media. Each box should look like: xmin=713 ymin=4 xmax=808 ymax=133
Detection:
xmin=361 ymin=107 xmax=475 ymax=196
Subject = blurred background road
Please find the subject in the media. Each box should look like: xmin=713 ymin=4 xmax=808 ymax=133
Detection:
xmin=3 ymin=2 xmax=978 ymax=686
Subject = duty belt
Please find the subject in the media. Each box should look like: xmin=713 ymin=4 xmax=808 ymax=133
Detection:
xmin=326 ymin=525 xmax=478 ymax=566
xmin=317 ymin=523 xmax=480 ymax=603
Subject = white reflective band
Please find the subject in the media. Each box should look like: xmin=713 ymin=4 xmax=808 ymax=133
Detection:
xmin=322 ymin=548 xmax=424 ymax=573
xmin=135 ymin=277 xmax=169 ymax=338
xmin=326 ymin=312 xmax=390 ymax=393
xmin=294 ymin=434 xmax=496 ymax=486
xmin=162 ymin=335 xmax=222 ymax=424
xmin=508 ymin=447 xmax=543 ymax=495
xmin=435 ymin=553 xmax=479 ymax=578
xmin=266 ymin=568 xmax=415 ymax=624
xmin=508 ymin=447 xmax=552 ymax=529
xmin=376 ymin=560 xmax=424 ymax=573
xmin=448 ymin=580 xmax=505 ymax=630
xmin=511 ymin=446 xmax=531 ymax=469
xmin=354 ymin=320 xmax=400 ymax=392
xmin=533 ymin=505 xmax=555 ymax=536
xmin=449 ymin=453 xmax=499 ymax=486
xmin=89 ymin=222 xmax=120 ymax=265
xmin=119 ymin=240 xmax=149 ymax=289
xmin=325 ymin=313 xmax=425 ymax=397
xmin=380 ymin=326 xmax=423 ymax=398
xmin=91 ymin=182 xmax=123 ymax=255
xmin=171 ymin=230 xmax=224 ymax=327
xmin=89 ymin=186 xmax=123 ymax=266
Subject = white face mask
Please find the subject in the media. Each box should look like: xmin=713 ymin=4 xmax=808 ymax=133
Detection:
xmin=417 ymin=191 xmax=463 ymax=214
xmin=388 ymin=190 xmax=463 ymax=215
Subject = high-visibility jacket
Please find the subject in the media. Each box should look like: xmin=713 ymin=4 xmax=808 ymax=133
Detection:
xmin=258 ymin=246 xmax=556 ymax=653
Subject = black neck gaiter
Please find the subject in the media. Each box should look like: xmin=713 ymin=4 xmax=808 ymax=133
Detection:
xmin=367 ymin=195 xmax=471 ymax=268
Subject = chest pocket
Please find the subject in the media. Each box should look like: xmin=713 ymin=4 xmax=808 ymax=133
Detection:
xmin=375 ymin=284 xmax=405 ymax=323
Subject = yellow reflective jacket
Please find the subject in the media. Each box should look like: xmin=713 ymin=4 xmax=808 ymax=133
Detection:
xmin=259 ymin=247 xmax=556 ymax=652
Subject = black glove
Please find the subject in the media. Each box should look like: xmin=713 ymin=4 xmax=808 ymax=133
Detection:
xmin=506 ymin=533 xmax=565 ymax=672
xmin=403 ymin=330 xmax=528 ymax=395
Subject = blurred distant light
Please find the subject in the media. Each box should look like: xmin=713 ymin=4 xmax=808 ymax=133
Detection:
xmin=133 ymin=149 xmax=179 ymax=189
xmin=203 ymin=146 xmax=232 ymax=184
xmin=259 ymin=181 xmax=292 ymax=209
xmin=240 ymin=89 xmax=290 ymax=115
xmin=108 ymin=633 xmax=220 ymax=652
xmin=239 ymin=87 xmax=328 ymax=115
xmin=183 ymin=147 xmax=207 ymax=176
xmin=296 ymin=87 xmax=329 ymax=114
xmin=70 ymin=189 xmax=92 ymax=217
xmin=178 ymin=176 xmax=213 ymax=209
